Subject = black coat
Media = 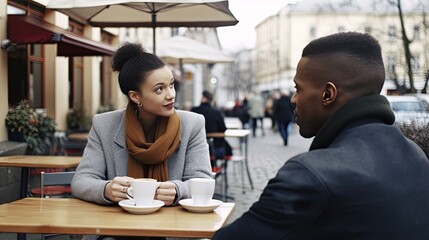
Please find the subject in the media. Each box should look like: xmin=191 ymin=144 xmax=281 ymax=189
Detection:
xmin=191 ymin=103 xmax=227 ymax=134
xmin=274 ymin=95 xmax=294 ymax=122
xmin=213 ymin=95 xmax=429 ymax=240
xmin=191 ymin=103 xmax=232 ymax=156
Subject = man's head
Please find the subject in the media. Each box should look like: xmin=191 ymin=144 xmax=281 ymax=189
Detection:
xmin=291 ymin=32 xmax=385 ymax=138
xmin=202 ymin=90 xmax=213 ymax=104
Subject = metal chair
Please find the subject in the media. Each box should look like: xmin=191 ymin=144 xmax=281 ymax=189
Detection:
xmin=207 ymin=137 xmax=233 ymax=201
xmin=40 ymin=171 xmax=75 ymax=198
xmin=40 ymin=171 xmax=75 ymax=240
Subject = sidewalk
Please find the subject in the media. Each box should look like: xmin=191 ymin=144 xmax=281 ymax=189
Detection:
xmin=219 ymin=123 xmax=312 ymax=223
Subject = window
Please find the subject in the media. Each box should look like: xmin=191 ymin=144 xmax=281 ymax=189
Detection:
xmin=8 ymin=0 xmax=44 ymax=17
xmin=309 ymin=26 xmax=317 ymax=39
xmin=413 ymin=25 xmax=420 ymax=40
xmin=68 ymin=20 xmax=84 ymax=35
xmin=68 ymin=20 xmax=85 ymax=109
xmin=411 ymin=55 xmax=420 ymax=72
xmin=29 ymin=44 xmax=44 ymax=108
xmin=387 ymin=56 xmax=396 ymax=72
xmin=388 ymin=25 xmax=396 ymax=40
xmin=364 ymin=26 xmax=372 ymax=35
xmin=100 ymin=31 xmax=113 ymax=107
xmin=69 ymin=57 xmax=83 ymax=109
xmin=29 ymin=61 xmax=43 ymax=108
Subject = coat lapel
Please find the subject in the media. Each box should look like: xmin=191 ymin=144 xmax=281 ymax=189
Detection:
xmin=113 ymin=112 xmax=128 ymax=176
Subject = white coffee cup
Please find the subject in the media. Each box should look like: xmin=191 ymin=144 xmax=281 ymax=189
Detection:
xmin=189 ymin=178 xmax=215 ymax=205
xmin=127 ymin=178 xmax=158 ymax=206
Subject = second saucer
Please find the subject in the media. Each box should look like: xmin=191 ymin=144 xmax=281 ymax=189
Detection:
xmin=179 ymin=198 xmax=223 ymax=213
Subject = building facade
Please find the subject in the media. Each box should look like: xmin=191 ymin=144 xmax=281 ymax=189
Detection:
xmin=1 ymin=0 xmax=120 ymax=142
xmin=255 ymin=0 xmax=429 ymax=94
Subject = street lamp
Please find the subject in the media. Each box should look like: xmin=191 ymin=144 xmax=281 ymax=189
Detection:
xmin=210 ymin=77 xmax=218 ymax=85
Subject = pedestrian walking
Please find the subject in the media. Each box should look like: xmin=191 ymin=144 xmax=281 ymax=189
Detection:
xmin=238 ymin=98 xmax=250 ymax=129
xmin=265 ymin=92 xmax=279 ymax=132
xmin=249 ymin=92 xmax=265 ymax=137
xmin=274 ymin=91 xmax=294 ymax=146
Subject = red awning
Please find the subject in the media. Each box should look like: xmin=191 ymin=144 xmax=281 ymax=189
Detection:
xmin=8 ymin=15 xmax=115 ymax=56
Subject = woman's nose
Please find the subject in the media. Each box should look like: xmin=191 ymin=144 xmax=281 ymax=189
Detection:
xmin=167 ymin=87 xmax=175 ymax=99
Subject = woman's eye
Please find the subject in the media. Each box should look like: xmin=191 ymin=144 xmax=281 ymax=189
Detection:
xmin=155 ymin=87 xmax=163 ymax=93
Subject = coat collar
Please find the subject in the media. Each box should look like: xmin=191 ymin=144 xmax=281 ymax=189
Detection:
xmin=310 ymin=95 xmax=395 ymax=151
xmin=114 ymin=110 xmax=126 ymax=148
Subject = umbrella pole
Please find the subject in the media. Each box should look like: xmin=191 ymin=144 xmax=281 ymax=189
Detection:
xmin=180 ymin=58 xmax=185 ymax=109
xmin=152 ymin=9 xmax=156 ymax=54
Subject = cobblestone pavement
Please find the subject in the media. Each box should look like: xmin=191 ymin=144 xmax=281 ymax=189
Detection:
xmin=0 ymin=121 xmax=312 ymax=240
xmin=217 ymin=124 xmax=312 ymax=223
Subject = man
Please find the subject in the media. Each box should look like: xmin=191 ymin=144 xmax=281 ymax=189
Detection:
xmin=213 ymin=32 xmax=429 ymax=239
xmin=274 ymin=90 xmax=295 ymax=146
xmin=191 ymin=90 xmax=232 ymax=158
xmin=249 ymin=91 xmax=265 ymax=137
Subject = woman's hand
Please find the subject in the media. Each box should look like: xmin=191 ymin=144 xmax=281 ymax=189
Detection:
xmin=104 ymin=176 xmax=134 ymax=202
xmin=155 ymin=181 xmax=177 ymax=206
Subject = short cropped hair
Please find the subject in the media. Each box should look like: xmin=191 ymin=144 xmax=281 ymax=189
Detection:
xmin=202 ymin=90 xmax=213 ymax=103
xmin=302 ymin=32 xmax=385 ymax=94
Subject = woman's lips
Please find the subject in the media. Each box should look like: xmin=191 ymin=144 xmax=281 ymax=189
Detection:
xmin=164 ymin=102 xmax=174 ymax=109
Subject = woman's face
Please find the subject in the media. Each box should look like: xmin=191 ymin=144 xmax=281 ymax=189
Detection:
xmin=138 ymin=66 xmax=176 ymax=119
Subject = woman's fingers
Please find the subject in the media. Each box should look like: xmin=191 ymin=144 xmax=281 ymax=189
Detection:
xmin=105 ymin=176 xmax=134 ymax=202
xmin=155 ymin=181 xmax=177 ymax=206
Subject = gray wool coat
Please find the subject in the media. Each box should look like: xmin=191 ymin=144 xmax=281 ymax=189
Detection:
xmin=71 ymin=109 xmax=213 ymax=205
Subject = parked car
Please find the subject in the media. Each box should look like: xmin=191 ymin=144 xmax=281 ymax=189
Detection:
xmin=385 ymin=95 xmax=429 ymax=126
xmin=405 ymin=93 xmax=429 ymax=105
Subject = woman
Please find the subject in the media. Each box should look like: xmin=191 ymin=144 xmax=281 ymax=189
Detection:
xmin=71 ymin=42 xmax=212 ymax=208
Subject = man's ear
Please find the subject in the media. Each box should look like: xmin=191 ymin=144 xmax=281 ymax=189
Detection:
xmin=128 ymin=91 xmax=141 ymax=105
xmin=321 ymin=82 xmax=337 ymax=106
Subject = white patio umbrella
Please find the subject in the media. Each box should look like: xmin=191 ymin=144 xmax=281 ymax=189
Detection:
xmin=156 ymin=35 xmax=233 ymax=64
xmin=154 ymin=36 xmax=233 ymax=107
xmin=46 ymin=0 xmax=238 ymax=53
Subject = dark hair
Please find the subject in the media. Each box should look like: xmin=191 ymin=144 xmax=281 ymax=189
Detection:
xmin=202 ymin=90 xmax=213 ymax=103
xmin=111 ymin=42 xmax=165 ymax=96
xmin=302 ymin=32 xmax=382 ymax=60
xmin=302 ymin=32 xmax=385 ymax=94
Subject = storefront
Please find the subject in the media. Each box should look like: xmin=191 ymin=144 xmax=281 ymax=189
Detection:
xmin=1 ymin=0 xmax=118 ymax=141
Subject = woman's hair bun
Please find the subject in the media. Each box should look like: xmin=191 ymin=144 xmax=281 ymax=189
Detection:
xmin=111 ymin=42 xmax=145 ymax=72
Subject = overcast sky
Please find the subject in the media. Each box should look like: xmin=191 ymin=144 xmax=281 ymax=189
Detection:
xmin=217 ymin=0 xmax=299 ymax=53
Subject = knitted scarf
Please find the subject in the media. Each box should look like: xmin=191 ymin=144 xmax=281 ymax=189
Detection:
xmin=125 ymin=102 xmax=181 ymax=181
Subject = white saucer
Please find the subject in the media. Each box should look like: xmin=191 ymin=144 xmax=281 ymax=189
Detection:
xmin=119 ymin=199 xmax=164 ymax=214
xmin=178 ymin=199 xmax=223 ymax=213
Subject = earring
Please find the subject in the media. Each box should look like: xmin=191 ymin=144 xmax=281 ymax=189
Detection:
xmin=134 ymin=103 xmax=142 ymax=121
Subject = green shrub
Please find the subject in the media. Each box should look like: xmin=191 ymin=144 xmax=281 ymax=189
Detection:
xmin=5 ymin=100 xmax=56 ymax=154
xmin=399 ymin=121 xmax=429 ymax=158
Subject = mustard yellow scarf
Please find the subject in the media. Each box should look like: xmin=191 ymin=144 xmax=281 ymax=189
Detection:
xmin=125 ymin=102 xmax=180 ymax=181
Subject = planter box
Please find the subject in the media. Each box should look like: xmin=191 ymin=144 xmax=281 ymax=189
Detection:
xmin=0 ymin=141 xmax=28 ymax=204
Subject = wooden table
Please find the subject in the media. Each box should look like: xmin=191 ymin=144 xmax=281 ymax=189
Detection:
xmin=0 ymin=198 xmax=236 ymax=238
xmin=67 ymin=132 xmax=89 ymax=141
xmin=207 ymin=129 xmax=254 ymax=191
xmin=0 ymin=155 xmax=81 ymax=198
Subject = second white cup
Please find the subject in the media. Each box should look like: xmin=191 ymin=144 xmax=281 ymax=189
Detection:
xmin=127 ymin=178 xmax=158 ymax=206
xmin=189 ymin=178 xmax=215 ymax=205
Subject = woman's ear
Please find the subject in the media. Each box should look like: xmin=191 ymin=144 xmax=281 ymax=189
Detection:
xmin=128 ymin=91 xmax=141 ymax=105
xmin=321 ymin=82 xmax=337 ymax=106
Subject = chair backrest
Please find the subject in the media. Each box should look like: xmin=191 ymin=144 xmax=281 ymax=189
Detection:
xmin=206 ymin=137 xmax=226 ymax=160
xmin=40 ymin=171 xmax=75 ymax=198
